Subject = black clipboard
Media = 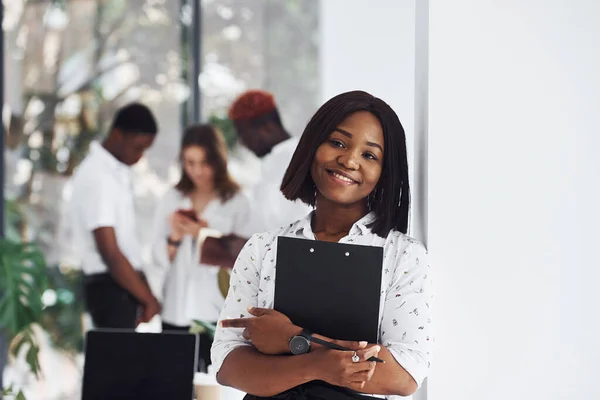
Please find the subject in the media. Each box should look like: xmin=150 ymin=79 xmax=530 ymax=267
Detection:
xmin=274 ymin=236 xmax=383 ymax=343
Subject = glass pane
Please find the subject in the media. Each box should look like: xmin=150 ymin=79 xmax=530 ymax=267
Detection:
xmin=201 ymin=0 xmax=319 ymax=134
xmin=2 ymin=0 xmax=320 ymax=397
xmin=3 ymin=0 xmax=183 ymax=397
xmin=201 ymin=0 xmax=320 ymax=186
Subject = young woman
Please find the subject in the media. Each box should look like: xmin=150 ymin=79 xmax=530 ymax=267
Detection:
xmin=212 ymin=91 xmax=433 ymax=399
xmin=151 ymin=124 xmax=249 ymax=372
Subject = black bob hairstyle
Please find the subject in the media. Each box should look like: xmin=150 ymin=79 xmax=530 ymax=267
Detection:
xmin=280 ymin=90 xmax=410 ymax=237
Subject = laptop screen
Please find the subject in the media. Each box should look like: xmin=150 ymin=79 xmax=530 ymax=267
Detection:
xmin=82 ymin=330 xmax=198 ymax=400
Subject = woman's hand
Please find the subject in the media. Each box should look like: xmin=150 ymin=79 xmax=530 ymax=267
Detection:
xmin=220 ymin=307 xmax=301 ymax=354
xmin=310 ymin=344 xmax=382 ymax=392
xmin=169 ymin=212 xmax=207 ymax=238
xmin=139 ymin=296 xmax=162 ymax=324
xmin=180 ymin=216 xmax=207 ymax=237
xmin=220 ymin=307 xmax=375 ymax=355
xmin=168 ymin=212 xmax=185 ymax=240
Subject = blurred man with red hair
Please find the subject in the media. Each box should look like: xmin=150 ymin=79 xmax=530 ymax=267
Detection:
xmin=229 ymin=90 xmax=311 ymax=235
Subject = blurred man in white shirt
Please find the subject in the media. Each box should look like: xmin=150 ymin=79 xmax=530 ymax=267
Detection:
xmin=228 ymin=90 xmax=312 ymax=236
xmin=70 ymin=103 xmax=161 ymax=329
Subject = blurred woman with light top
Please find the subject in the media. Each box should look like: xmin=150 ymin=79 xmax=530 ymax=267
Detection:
xmin=151 ymin=124 xmax=249 ymax=372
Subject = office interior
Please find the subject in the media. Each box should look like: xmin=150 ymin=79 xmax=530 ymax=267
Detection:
xmin=1 ymin=0 xmax=599 ymax=399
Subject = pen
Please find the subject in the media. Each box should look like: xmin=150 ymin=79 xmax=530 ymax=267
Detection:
xmin=310 ymin=336 xmax=385 ymax=363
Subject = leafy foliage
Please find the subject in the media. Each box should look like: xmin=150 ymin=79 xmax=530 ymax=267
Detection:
xmin=40 ymin=268 xmax=85 ymax=355
xmin=208 ymin=115 xmax=238 ymax=150
xmin=0 ymin=239 xmax=48 ymax=379
xmin=10 ymin=328 xmax=41 ymax=379
xmin=0 ymin=241 xmax=47 ymax=335
xmin=2 ymin=385 xmax=27 ymax=400
xmin=190 ymin=320 xmax=217 ymax=339
xmin=3 ymin=199 xmax=24 ymax=242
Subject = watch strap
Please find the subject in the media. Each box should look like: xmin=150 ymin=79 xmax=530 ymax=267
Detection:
xmin=299 ymin=328 xmax=312 ymax=340
xmin=167 ymin=237 xmax=182 ymax=247
xmin=297 ymin=328 xmax=385 ymax=363
xmin=309 ymin=335 xmax=351 ymax=351
xmin=299 ymin=328 xmax=351 ymax=352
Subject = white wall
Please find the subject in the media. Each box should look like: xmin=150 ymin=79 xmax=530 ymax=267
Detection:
xmin=428 ymin=1 xmax=600 ymax=399
xmin=320 ymin=0 xmax=416 ymax=169
xmin=320 ymin=3 xmax=427 ymax=398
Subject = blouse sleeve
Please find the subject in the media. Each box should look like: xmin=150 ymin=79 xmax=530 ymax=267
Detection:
xmin=380 ymin=239 xmax=434 ymax=388
xmin=210 ymin=234 xmax=261 ymax=372
xmin=231 ymin=192 xmax=251 ymax=237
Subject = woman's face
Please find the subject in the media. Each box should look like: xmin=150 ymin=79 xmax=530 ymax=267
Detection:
xmin=182 ymin=145 xmax=215 ymax=190
xmin=311 ymin=111 xmax=384 ymax=207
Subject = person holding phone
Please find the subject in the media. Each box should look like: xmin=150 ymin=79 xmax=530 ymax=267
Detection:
xmin=211 ymin=91 xmax=433 ymax=399
xmin=150 ymin=124 xmax=249 ymax=372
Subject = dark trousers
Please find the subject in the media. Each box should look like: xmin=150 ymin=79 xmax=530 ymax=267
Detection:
xmin=162 ymin=322 xmax=214 ymax=373
xmin=243 ymin=381 xmax=376 ymax=400
xmin=83 ymin=273 xmax=142 ymax=329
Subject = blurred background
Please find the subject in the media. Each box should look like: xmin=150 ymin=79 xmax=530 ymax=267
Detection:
xmin=1 ymin=1 xmax=420 ymax=398
xmin=3 ymin=0 xmax=600 ymax=400
xmin=2 ymin=0 xmax=321 ymax=398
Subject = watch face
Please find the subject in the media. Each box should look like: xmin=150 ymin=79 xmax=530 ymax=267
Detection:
xmin=290 ymin=336 xmax=310 ymax=355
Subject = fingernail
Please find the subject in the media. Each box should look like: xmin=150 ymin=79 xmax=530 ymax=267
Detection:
xmin=375 ymin=345 xmax=381 ymax=352
xmin=218 ymin=321 xmax=224 ymax=327
xmin=359 ymin=341 xmax=368 ymax=346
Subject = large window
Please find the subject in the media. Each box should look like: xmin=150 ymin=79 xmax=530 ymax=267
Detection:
xmin=2 ymin=1 xmax=319 ymax=398
xmin=201 ymin=0 xmax=319 ymax=135
xmin=201 ymin=0 xmax=320 ymax=187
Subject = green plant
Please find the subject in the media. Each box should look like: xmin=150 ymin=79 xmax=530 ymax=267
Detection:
xmin=3 ymin=199 xmax=24 ymax=243
xmin=2 ymin=199 xmax=82 ymax=398
xmin=40 ymin=267 xmax=85 ymax=356
xmin=190 ymin=320 xmax=217 ymax=340
xmin=208 ymin=115 xmax=237 ymax=150
xmin=0 ymin=238 xmax=48 ymax=393
xmin=1 ymin=385 xmax=27 ymax=400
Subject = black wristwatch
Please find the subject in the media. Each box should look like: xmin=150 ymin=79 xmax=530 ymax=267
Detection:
xmin=167 ymin=236 xmax=182 ymax=247
xmin=289 ymin=329 xmax=313 ymax=355
xmin=289 ymin=329 xmax=350 ymax=355
xmin=289 ymin=329 xmax=386 ymax=363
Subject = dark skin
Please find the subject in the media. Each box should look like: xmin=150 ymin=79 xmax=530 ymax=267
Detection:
xmin=237 ymin=120 xmax=290 ymax=158
xmin=199 ymin=234 xmax=247 ymax=268
xmin=93 ymin=128 xmax=161 ymax=324
xmin=218 ymin=111 xmax=418 ymax=397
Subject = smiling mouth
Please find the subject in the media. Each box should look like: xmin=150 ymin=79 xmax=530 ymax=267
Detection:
xmin=327 ymin=169 xmax=359 ymax=184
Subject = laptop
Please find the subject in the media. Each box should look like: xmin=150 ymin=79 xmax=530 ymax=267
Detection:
xmin=82 ymin=330 xmax=198 ymax=400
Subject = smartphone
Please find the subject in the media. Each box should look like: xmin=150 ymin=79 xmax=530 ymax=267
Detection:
xmin=176 ymin=208 xmax=199 ymax=222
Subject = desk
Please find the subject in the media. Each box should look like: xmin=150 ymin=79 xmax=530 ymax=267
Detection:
xmin=194 ymin=372 xmax=245 ymax=400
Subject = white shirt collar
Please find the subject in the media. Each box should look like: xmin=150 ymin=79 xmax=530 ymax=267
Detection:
xmin=89 ymin=141 xmax=131 ymax=179
xmin=292 ymin=211 xmax=376 ymax=239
